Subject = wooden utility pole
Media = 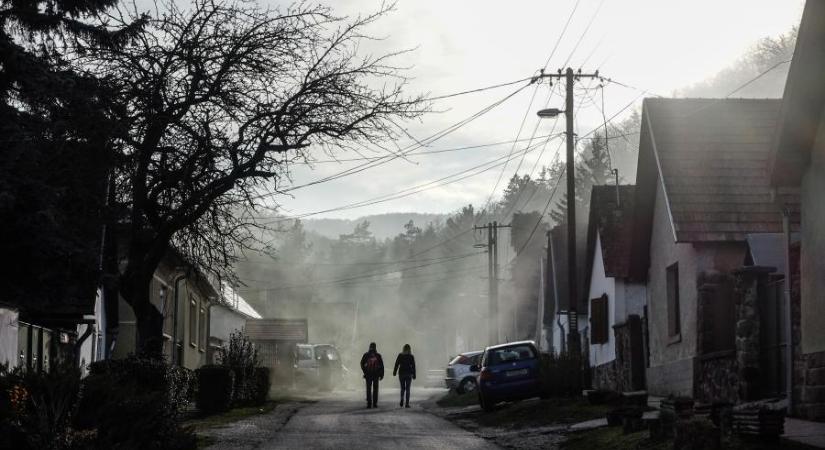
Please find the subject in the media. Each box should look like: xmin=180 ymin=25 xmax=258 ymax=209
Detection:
xmin=474 ymin=221 xmax=511 ymax=345
xmin=535 ymin=67 xmax=601 ymax=355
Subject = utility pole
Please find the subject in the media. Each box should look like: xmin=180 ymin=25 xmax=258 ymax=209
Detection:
xmin=474 ymin=221 xmax=511 ymax=345
xmin=536 ymin=67 xmax=601 ymax=355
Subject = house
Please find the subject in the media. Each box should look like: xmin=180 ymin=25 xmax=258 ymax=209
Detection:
xmin=770 ymin=0 xmax=825 ymax=421
xmin=245 ymin=318 xmax=309 ymax=384
xmin=585 ymin=185 xmax=647 ymax=392
xmin=546 ymin=223 xmax=589 ymax=356
xmin=111 ymin=251 xmax=219 ymax=371
xmin=630 ymin=97 xmax=800 ymax=399
xmin=208 ymin=282 xmax=262 ymax=363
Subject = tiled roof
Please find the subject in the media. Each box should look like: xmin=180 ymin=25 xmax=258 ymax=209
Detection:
xmin=220 ymin=282 xmax=262 ymax=319
xmin=245 ymin=318 xmax=307 ymax=342
xmin=643 ymin=98 xmax=799 ymax=242
xmin=586 ymin=185 xmax=636 ymax=279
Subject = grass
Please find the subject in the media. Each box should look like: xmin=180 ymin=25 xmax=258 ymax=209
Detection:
xmin=474 ymin=396 xmax=612 ymax=429
xmin=185 ymin=401 xmax=280 ymax=431
xmin=435 ymin=391 xmax=613 ymax=430
xmin=562 ymin=426 xmax=823 ymax=450
xmin=436 ymin=390 xmax=480 ymax=408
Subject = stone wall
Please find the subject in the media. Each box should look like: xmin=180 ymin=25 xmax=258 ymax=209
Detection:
xmin=695 ymin=353 xmax=738 ymax=403
xmin=790 ymin=243 xmax=825 ymax=421
xmin=591 ymin=316 xmax=645 ymax=392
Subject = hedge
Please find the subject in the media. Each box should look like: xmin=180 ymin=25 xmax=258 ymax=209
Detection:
xmin=228 ymin=366 xmax=270 ymax=406
xmin=76 ymin=356 xmax=195 ymax=450
xmin=196 ymin=365 xmax=235 ymax=413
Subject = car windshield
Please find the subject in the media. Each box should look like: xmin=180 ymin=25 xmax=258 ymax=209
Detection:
xmin=297 ymin=347 xmax=313 ymax=360
xmin=449 ymin=354 xmax=470 ymax=365
xmin=317 ymin=346 xmax=339 ymax=361
xmin=486 ymin=345 xmax=536 ymax=365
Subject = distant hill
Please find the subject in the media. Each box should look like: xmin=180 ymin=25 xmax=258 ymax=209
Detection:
xmin=303 ymin=212 xmax=446 ymax=240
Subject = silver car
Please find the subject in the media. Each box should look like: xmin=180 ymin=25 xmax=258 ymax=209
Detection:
xmin=444 ymin=350 xmax=483 ymax=394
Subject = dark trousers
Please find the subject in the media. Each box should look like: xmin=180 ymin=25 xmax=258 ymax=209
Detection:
xmin=365 ymin=377 xmax=379 ymax=406
xmin=399 ymin=376 xmax=412 ymax=405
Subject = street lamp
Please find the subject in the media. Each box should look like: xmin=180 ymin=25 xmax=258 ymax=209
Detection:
xmin=536 ymin=108 xmax=564 ymax=118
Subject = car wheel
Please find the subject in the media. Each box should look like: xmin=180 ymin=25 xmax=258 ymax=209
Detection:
xmin=458 ymin=377 xmax=477 ymax=394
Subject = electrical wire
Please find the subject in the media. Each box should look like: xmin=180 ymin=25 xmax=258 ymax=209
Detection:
xmin=427 ymin=76 xmax=535 ymax=101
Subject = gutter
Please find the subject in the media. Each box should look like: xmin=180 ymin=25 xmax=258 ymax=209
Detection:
xmin=782 ymin=206 xmax=794 ymax=412
xmin=172 ymin=272 xmax=188 ymax=366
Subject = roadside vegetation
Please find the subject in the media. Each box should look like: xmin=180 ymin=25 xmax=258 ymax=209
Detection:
xmin=562 ymin=426 xmax=820 ymax=450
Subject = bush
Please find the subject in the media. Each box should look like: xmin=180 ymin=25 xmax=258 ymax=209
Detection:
xmin=196 ymin=365 xmax=235 ymax=413
xmin=77 ymin=355 xmax=195 ymax=450
xmin=248 ymin=367 xmax=271 ymax=405
xmin=0 ymin=362 xmax=93 ymax=450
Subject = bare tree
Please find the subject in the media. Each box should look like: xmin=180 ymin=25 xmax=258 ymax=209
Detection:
xmin=88 ymin=0 xmax=426 ymax=354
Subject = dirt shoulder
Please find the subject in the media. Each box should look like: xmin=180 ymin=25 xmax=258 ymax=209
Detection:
xmin=423 ymin=391 xmax=611 ymax=449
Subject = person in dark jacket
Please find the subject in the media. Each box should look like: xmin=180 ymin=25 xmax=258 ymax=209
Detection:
xmin=393 ymin=344 xmax=416 ymax=408
xmin=360 ymin=342 xmax=384 ymax=408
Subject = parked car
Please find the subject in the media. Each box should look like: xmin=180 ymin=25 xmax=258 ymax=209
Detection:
xmin=473 ymin=340 xmax=546 ymax=411
xmin=293 ymin=343 xmax=343 ymax=391
xmin=445 ymin=350 xmax=483 ymax=394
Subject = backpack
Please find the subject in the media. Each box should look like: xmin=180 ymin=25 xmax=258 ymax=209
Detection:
xmin=365 ymin=353 xmax=380 ymax=374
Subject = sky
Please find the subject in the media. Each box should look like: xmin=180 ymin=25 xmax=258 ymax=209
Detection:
xmin=261 ymin=0 xmax=805 ymax=220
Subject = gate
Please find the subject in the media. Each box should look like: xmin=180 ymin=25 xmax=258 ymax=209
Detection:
xmin=759 ymin=275 xmax=787 ymax=398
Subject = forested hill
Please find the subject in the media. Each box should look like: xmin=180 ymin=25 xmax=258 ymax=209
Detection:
xmin=303 ymin=212 xmax=447 ymax=240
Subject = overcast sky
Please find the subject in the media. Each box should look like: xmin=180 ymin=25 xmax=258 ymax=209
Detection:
xmin=262 ymin=0 xmax=804 ymax=220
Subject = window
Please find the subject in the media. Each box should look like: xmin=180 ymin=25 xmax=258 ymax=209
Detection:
xmin=590 ymin=294 xmax=609 ymax=344
xmin=189 ymin=296 xmax=198 ymax=347
xmin=667 ymin=263 xmax=681 ymax=338
xmin=198 ymin=307 xmax=207 ymax=351
xmin=487 ymin=344 xmax=536 ymax=365
xmin=297 ymin=346 xmax=313 ymax=361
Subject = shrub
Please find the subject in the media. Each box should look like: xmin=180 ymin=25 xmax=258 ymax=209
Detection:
xmin=248 ymin=367 xmax=271 ymax=406
xmin=0 ymin=362 xmax=93 ymax=450
xmin=216 ymin=330 xmax=258 ymax=368
xmin=76 ymin=355 xmax=195 ymax=450
xmin=196 ymin=365 xmax=235 ymax=413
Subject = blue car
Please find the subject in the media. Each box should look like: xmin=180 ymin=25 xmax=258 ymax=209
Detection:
xmin=473 ymin=341 xmax=546 ymax=411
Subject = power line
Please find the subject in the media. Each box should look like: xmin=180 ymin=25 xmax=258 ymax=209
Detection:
xmin=543 ymin=0 xmax=582 ymax=70
xmin=295 ymin=133 xmax=563 ymax=165
xmin=260 ymin=135 xmax=561 ymax=223
xmin=250 ymin=82 xmax=533 ymax=201
xmin=561 ymin=0 xmax=606 ymax=68
xmin=238 ymin=251 xmax=485 ymax=291
xmin=427 ymin=76 xmax=535 ymax=101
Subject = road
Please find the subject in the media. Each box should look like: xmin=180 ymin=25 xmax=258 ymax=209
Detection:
xmin=202 ymin=387 xmax=499 ymax=450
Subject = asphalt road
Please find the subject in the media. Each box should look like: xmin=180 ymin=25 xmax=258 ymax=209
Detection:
xmin=203 ymin=387 xmax=499 ymax=450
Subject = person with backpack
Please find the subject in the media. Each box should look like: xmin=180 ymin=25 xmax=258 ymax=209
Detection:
xmin=360 ymin=342 xmax=384 ymax=408
xmin=393 ymin=344 xmax=416 ymax=408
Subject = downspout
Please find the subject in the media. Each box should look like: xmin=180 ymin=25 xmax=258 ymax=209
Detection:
xmin=782 ymin=206 xmax=794 ymax=412
xmin=172 ymin=272 xmax=188 ymax=366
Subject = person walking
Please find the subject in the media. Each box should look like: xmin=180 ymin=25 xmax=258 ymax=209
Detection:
xmin=360 ymin=342 xmax=384 ymax=408
xmin=393 ymin=344 xmax=416 ymax=408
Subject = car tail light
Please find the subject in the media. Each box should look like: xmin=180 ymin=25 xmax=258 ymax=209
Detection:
xmin=479 ymin=368 xmax=493 ymax=381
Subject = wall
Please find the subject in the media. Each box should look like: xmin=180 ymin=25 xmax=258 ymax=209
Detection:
xmin=0 ymin=308 xmax=19 ymax=368
xmin=588 ymin=233 xmax=617 ymax=368
xmin=646 ymin=183 xmax=700 ymax=396
xmin=210 ymin=306 xmax=245 ymax=343
xmin=801 ymin=107 xmax=825 ymax=355
xmin=111 ymin=265 xmax=210 ymax=371
xmin=646 ymin=182 xmax=748 ymax=397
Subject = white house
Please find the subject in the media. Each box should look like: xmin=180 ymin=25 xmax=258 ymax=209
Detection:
xmin=585 ymin=185 xmax=647 ymax=392
xmin=208 ymin=282 xmax=262 ymax=363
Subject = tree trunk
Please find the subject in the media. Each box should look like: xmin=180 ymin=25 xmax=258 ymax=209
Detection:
xmin=122 ymin=269 xmax=164 ymax=358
